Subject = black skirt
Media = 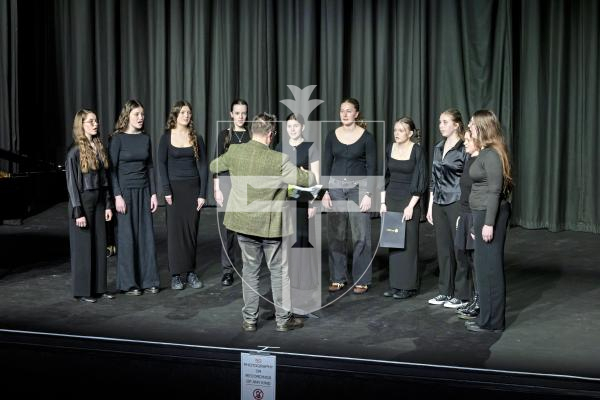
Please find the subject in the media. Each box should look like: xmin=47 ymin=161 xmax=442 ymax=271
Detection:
xmin=68 ymin=189 xmax=108 ymax=297
xmin=166 ymin=179 xmax=201 ymax=274
xmin=386 ymin=194 xmax=420 ymax=290
xmin=115 ymin=186 xmax=159 ymax=291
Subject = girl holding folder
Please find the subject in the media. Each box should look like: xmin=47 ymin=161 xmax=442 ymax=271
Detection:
xmin=380 ymin=117 xmax=427 ymax=299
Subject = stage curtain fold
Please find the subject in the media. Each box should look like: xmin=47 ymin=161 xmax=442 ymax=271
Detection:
xmin=513 ymin=0 xmax=600 ymax=232
xmin=0 ymin=0 xmax=19 ymax=171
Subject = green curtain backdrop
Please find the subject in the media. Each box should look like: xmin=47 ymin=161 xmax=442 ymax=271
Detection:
xmin=2 ymin=0 xmax=599 ymax=232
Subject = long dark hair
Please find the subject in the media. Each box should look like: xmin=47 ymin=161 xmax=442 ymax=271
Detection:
xmin=165 ymin=100 xmax=199 ymax=160
xmin=113 ymin=99 xmax=145 ymax=135
xmin=224 ymin=98 xmax=249 ymax=152
xmin=470 ymin=110 xmax=513 ymax=195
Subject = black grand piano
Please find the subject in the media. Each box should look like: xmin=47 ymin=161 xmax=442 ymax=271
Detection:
xmin=0 ymin=148 xmax=68 ymax=224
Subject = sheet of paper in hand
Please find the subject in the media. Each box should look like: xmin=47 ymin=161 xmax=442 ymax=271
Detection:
xmin=379 ymin=211 xmax=406 ymax=248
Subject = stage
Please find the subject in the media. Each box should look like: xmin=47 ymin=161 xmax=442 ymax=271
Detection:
xmin=0 ymin=203 xmax=599 ymax=398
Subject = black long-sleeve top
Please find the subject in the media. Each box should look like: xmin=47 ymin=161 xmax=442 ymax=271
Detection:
xmin=275 ymin=141 xmax=319 ymax=170
xmin=459 ymin=155 xmax=478 ymax=213
xmin=214 ymin=128 xmax=250 ymax=178
xmin=157 ymin=132 xmax=208 ymax=198
xmin=65 ymin=145 xmax=113 ymax=219
xmin=383 ymin=143 xmax=428 ymax=198
xmin=469 ymin=148 xmax=505 ymax=225
xmin=109 ymin=132 xmax=156 ymax=197
xmin=322 ymin=129 xmax=377 ymax=194
xmin=429 ymin=139 xmax=468 ymax=205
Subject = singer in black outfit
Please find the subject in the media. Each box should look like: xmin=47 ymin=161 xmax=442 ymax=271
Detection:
xmin=213 ymin=99 xmax=250 ymax=287
xmin=455 ymin=129 xmax=480 ymax=319
xmin=158 ymin=101 xmax=208 ymax=290
xmin=110 ymin=99 xmax=160 ymax=296
xmin=66 ymin=109 xmax=114 ymax=303
xmin=380 ymin=117 xmax=427 ymax=300
xmin=426 ymin=108 xmax=470 ymax=308
xmin=276 ymin=113 xmax=321 ymax=314
xmin=465 ymin=110 xmax=513 ymax=333
xmin=321 ymin=98 xmax=376 ymax=295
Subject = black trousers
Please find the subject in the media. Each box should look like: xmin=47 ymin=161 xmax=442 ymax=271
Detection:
xmin=68 ymin=189 xmax=108 ymax=297
xmin=217 ymin=181 xmax=240 ymax=274
xmin=432 ymin=202 xmax=470 ymax=299
xmin=473 ymin=201 xmax=511 ymax=330
xmin=387 ymin=194 xmax=420 ymax=291
xmin=455 ymin=211 xmax=476 ymax=297
xmin=218 ymin=211 xmax=240 ymax=274
xmin=166 ymin=179 xmax=200 ymax=275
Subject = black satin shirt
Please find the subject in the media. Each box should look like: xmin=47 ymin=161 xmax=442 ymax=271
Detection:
xmin=429 ymin=139 xmax=468 ymax=205
xmin=65 ymin=145 xmax=113 ymax=219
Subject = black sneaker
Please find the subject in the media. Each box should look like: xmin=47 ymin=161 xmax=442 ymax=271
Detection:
xmin=458 ymin=306 xmax=480 ymax=320
xmin=456 ymin=300 xmax=473 ymax=312
xmin=428 ymin=294 xmax=450 ymax=305
xmin=171 ymin=275 xmax=184 ymax=290
xmin=276 ymin=316 xmax=304 ymax=332
xmin=443 ymin=297 xmax=468 ymax=309
xmin=221 ymin=272 xmax=234 ymax=286
xmin=144 ymin=286 xmax=160 ymax=294
xmin=187 ymin=272 xmax=203 ymax=289
xmin=124 ymin=288 xmax=142 ymax=296
xmin=393 ymin=289 xmax=416 ymax=299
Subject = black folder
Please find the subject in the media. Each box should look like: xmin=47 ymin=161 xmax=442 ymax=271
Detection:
xmin=379 ymin=211 xmax=406 ymax=248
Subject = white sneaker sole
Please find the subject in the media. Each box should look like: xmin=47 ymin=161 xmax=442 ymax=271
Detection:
xmin=444 ymin=302 xmax=467 ymax=309
xmin=428 ymin=299 xmax=447 ymax=305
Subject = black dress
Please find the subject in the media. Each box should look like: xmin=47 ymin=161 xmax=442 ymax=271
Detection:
xmin=65 ymin=145 xmax=113 ymax=297
xmin=157 ymin=132 xmax=208 ymax=275
xmin=383 ymin=143 xmax=427 ymax=291
xmin=276 ymin=141 xmax=320 ymax=292
xmin=109 ymin=132 xmax=159 ymax=292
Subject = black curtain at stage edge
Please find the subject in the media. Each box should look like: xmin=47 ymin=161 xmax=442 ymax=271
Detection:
xmin=1 ymin=0 xmax=598 ymax=233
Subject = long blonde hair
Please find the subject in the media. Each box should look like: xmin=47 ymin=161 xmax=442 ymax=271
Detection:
xmin=470 ymin=110 xmax=513 ymax=194
xmin=72 ymin=109 xmax=109 ymax=173
xmin=165 ymin=100 xmax=199 ymax=160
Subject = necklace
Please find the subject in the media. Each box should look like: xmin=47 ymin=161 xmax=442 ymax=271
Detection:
xmin=232 ymin=130 xmax=246 ymax=143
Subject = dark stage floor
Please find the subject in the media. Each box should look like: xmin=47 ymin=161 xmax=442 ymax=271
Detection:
xmin=1 ymin=203 xmax=599 ymax=396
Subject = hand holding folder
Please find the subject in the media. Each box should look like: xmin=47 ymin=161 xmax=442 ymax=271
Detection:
xmin=379 ymin=211 xmax=406 ymax=248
